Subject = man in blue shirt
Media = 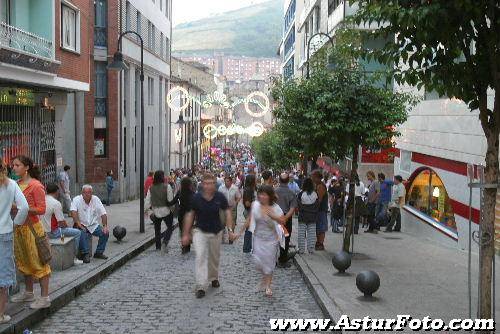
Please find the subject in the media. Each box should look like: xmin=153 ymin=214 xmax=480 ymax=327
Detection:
xmin=182 ymin=173 xmax=236 ymax=298
xmin=375 ymin=173 xmax=393 ymax=228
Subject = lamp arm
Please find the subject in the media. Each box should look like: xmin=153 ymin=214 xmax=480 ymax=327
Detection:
xmin=118 ymin=31 xmax=144 ymax=79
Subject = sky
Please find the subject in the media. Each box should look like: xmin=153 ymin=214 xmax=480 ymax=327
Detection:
xmin=172 ymin=0 xmax=270 ymax=26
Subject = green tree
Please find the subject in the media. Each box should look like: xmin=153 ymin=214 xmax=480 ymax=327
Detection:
xmin=350 ymin=0 xmax=499 ymax=321
xmin=251 ymin=127 xmax=298 ymax=171
xmin=272 ymin=50 xmax=415 ymax=252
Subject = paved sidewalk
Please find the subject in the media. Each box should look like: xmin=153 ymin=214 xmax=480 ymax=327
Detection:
xmin=1 ymin=200 xmax=156 ymax=334
xmin=294 ymin=222 xmax=500 ymax=328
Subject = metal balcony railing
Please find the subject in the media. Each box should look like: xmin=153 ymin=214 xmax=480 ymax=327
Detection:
xmin=0 ymin=22 xmax=53 ymax=59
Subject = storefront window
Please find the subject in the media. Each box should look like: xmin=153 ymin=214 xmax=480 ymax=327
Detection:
xmin=407 ymin=169 xmax=457 ymax=232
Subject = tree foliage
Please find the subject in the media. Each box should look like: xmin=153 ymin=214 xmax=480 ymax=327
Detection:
xmin=271 ymin=48 xmax=415 ymax=164
xmin=251 ymin=127 xmax=298 ymax=171
xmin=349 ymin=0 xmax=500 ymax=321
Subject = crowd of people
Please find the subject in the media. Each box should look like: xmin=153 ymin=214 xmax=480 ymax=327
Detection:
xmin=0 ymin=148 xmax=408 ymax=322
xmin=140 ymin=159 xmax=409 ymax=301
xmin=0 ymin=156 xmax=111 ymax=323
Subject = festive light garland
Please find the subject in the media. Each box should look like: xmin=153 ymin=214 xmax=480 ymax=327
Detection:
xmin=203 ymin=122 xmax=265 ymax=139
xmin=166 ymin=86 xmax=270 ymax=118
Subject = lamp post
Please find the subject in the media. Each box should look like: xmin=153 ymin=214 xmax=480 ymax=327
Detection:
xmin=108 ymin=31 xmax=145 ymax=233
xmin=173 ymin=115 xmax=185 ymax=169
xmin=306 ymin=32 xmax=335 ymax=79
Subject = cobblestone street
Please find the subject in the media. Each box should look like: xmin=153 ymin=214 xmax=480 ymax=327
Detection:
xmin=32 ymin=229 xmax=322 ymax=334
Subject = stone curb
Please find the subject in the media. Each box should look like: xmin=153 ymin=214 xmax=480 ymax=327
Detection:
xmin=0 ymin=233 xmax=155 ymax=334
xmin=293 ymin=254 xmax=344 ymax=328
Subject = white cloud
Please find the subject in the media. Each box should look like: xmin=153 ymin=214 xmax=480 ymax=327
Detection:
xmin=173 ymin=0 xmax=270 ymax=26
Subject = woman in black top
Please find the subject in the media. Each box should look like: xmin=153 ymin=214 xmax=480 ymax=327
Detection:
xmin=168 ymin=177 xmax=195 ymax=254
xmin=242 ymin=174 xmax=256 ymax=253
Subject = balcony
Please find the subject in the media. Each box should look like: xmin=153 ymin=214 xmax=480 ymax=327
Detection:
xmin=0 ymin=22 xmax=53 ymax=59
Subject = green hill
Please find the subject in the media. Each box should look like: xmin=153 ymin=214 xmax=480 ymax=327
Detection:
xmin=173 ymin=0 xmax=284 ymax=58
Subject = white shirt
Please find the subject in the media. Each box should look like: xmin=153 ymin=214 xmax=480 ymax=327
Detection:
xmin=218 ymin=184 xmax=241 ymax=208
xmin=144 ymin=184 xmax=174 ymax=218
xmin=0 ymin=179 xmax=29 ymax=234
xmin=390 ymin=183 xmax=406 ymax=208
xmin=354 ymin=182 xmax=366 ymax=197
xmin=300 ymin=191 xmax=318 ymax=205
xmin=70 ymin=195 xmax=107 ymax=233
xmin=41 ymin=195 xmax=65 ymax=233
xmin=248 ymin=201 xmax=285 ymax=248
xmin=59 ymin=171 xmax=70 ymax=193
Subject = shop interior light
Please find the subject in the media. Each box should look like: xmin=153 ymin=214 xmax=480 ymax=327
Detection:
xmin=432 ymin=186 xmax=440 ymax=198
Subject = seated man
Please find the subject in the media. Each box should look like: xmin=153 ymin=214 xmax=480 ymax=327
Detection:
xmin=70 ymin=185 xmax=109 ymax=262
xmin=42 ymin=183 xmax=84 ymax=265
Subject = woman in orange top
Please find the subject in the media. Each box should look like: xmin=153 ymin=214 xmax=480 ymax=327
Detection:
xmin=10 ymin=156 xmax=51 ymax=310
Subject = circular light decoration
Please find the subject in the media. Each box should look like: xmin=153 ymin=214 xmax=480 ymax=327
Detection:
xmin=203 ymin=124 xmax=218 ymax=140
xmin=248 ymin=122 xmax=265 ymax=137
xmin=244 ymin=91 xmax=270 ymax=118
xmin=166 ymin=86 xmax=190 ymax=112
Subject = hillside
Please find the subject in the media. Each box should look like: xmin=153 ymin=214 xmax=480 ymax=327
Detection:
xmin=173 ymin=0 xmax=284 ymax=58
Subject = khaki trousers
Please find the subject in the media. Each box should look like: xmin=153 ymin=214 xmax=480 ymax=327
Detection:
xmin=193 ymin=229 xmax=222 ymax=290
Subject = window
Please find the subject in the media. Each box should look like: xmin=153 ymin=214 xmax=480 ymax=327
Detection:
xmin=148 ymin=77 xmax=154 ymax=105
xmin=160 ymin=32 xmax=164 ymax=58
xmin=94 ymin=0 xmax=107 ymax=47
xmin=151 ymin=25 xmax=156 ymax=51
xmin=407 ymin=169 xmax=456 ymax=232
xmin=160 ymin=0 xmax=163 ymax=11
xmin=61 ymin=3 xmax=78 ymax=51
xmin=94 ymin=62 xmax=107 ymax=116
xmin=328 ymin=0 xmax=342 ymax=15
xmin=147 ymin=21 xmax=152 ymax=49
xmin=1 ymin=0 xmax=12 ymax=24
xmin=400 ymin=150 xmax=412 ymax=173
xmin=125 ymin=1 xmax=131 ymax=31
xmin=136 ymin=12 xmax=141 ymax=43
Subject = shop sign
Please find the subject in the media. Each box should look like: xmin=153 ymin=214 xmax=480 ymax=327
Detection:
xmin=0 ymin=88 xmax=35 ymax=107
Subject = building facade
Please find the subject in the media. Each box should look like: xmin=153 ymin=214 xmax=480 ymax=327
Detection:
xmin=179 ymin=55 xmax=281 ymax=83
xmin=393 ymin=88 xmax=493 ymax=251
xmin=82 ymin=0 xmax=172 ymax=202
xmin=169 ymin=57 xmax=216 ymax=171
xmin=278 ymin=1 xmax=497 ymax=252
xmin=0 ymin=0 xmax=90 ymax=193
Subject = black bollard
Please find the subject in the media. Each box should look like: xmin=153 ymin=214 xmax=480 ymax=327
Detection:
xmin=356 ymin=270 xmax=380 ymax=297
xmin=113 ymin=225 xmax=127 ymax=242
xmin=331 ymin=251 xmax=352 ymax=273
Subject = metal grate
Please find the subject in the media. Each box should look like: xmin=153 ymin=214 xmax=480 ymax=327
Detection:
xmin=0 ymin=103 xmax=56 ymax=185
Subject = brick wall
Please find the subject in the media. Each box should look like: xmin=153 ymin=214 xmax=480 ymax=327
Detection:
xmin=55 ymin=0 xmax=91 ymax=84
xmin=83 ymin=0 xmax=120 ymax=185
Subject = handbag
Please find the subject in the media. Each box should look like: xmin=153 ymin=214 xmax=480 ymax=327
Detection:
xmin=28 ymin=224 xmax=52 ymax=265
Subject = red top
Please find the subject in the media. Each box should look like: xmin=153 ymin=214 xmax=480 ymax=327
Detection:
xmin=144 ymin=176 xmax=154 ymax=195
xmin=19 ymin=179 xmax=46 ymax=224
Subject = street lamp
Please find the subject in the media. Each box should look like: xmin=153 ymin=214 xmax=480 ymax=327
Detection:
xmin=108 ymin=30 xmax=145 ymax=233
xmin=306 ymin=32 xmax=335 ymax=79
xmin=173 ymin=115 xmax=185 ymax=169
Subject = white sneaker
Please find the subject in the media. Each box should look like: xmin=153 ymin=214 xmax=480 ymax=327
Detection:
xmin=29 ymin=296 xmax=51 ymax=309
xmin=74 ymin=258 xmax=83 ymax=265
xmin=10 ymin=291 xmax=35 ymax=303
xmin=0 ymin=314 xmax=11 ymax=324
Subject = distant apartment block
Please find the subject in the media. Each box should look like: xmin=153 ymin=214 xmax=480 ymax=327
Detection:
xmin=179 ymin=55 xmax=281 ymax=82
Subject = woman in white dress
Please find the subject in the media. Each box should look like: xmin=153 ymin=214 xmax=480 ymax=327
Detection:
xmin=240 ymin=185 xmax=286 ymax=297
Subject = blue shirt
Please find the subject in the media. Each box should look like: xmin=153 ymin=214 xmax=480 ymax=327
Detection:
xmin=378 ymin=180 xmax=393 ymax=203
xmin=191 ymin=191 xmax=229 ymax=234
xmin=288 ymin=181 xmax=300 ymax=194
